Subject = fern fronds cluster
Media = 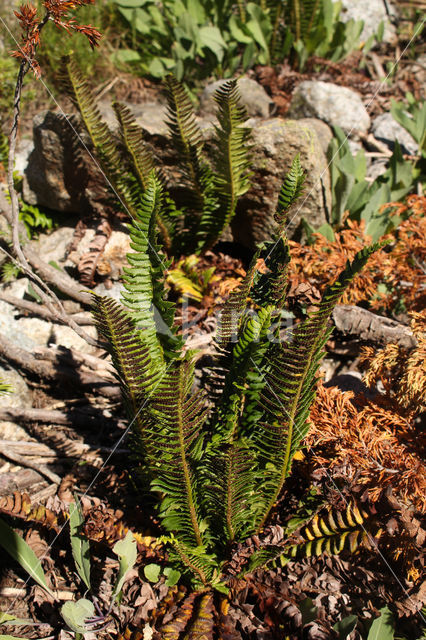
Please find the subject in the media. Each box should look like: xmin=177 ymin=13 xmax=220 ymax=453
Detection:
xmin=61 ymin=61 xmax=252 ymax=256
xmin=89 ymin=150 xmax=385 ymax=589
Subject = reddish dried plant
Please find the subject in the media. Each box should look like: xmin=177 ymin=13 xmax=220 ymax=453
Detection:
xmin=288 ymin=195 xmax=426 ymax=313
xmin=12 ymin=0 xmax=101 ymax=77
xmin=360 ymin=310 xmax=426 ymax=414
xmin=306 ymin=382 xmax=426 ymax=513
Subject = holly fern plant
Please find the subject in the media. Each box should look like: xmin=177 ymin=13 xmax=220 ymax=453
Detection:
xmin=91 ymin=153 xmax=384 ymax=595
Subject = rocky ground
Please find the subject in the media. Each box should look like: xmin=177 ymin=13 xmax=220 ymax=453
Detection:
xmin=0 ymin=0 xmax=424 ymax=637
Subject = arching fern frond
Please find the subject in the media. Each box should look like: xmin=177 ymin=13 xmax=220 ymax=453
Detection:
xmin=198 ymin=80 xmax=251 ymax=251
xmin=121 ymin=172 xmax=181 ymax=360
xmin=275 ymin=153 xmax=305 ymax=227
xmin=164 ymin=75 xmax=217 ymax=233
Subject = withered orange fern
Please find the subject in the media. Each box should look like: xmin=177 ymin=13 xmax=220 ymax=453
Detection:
xmin=289 ymin=195 xmax=426 ymax=312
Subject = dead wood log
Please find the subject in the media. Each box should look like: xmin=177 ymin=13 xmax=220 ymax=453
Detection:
xmin=0 ymin=446 xmax=61 ymax=484
xmin=0 ymin=406 xmax=121 ymax=429
xmin=332 ymin=305 xmax=416 ymax=349
xmin=0 ymin=334 xmax=120 ymax=399
xmin=0 ymin=291 xmax=95 ymax=325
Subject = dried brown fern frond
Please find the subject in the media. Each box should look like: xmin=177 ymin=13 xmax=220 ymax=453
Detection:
xmin=289 ymin=196 xmax=426 ymax=312
xmin=306 ymin=383 xmax=426 ymax=512
xmin=360 ymin=310 xmax=426 ymax=413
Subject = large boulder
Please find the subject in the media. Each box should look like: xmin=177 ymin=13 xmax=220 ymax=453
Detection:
xmin=288 ymin=81 xmax=370 ymax=138
xmin=229 ymin=118 xmax=331 ymax=248
xmin=23 ymin=110 xmax=115 ymax=216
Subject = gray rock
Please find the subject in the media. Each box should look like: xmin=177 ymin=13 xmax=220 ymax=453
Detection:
xmin=289 ymin=81 xmax=370 ymax=137
xmin=199 ymin=77 xmax=275 ymax=118
xmin=98 ymin=100 xmax=170 ymax=137
xmin=371 ymin=112 xmax=418 ymax=156
xmin=14 ymin=138 xmax=34 ymax=175
xmin=229 ymin=118 xmax=331 ymax=247
xmin=23 ymin=110 xmax=119 ymax=216
xmin=30 ymin=226 xmax=75 ymax=265
xmin=0 ymin=365 xmax=32 ymax=410
xmin=0 ymin=365 xmax=32 ymax=442
xmin=332 ymin=0 xmax=397 ymax=43
xmin=367 ymin=159 xmax=388 ymax=181
xmin=299 ymin=118 xmax=333 ymax=154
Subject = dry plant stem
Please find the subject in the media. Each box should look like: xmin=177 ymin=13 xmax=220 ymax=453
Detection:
xmin=6 ymin=31 xmax=96 ymax=346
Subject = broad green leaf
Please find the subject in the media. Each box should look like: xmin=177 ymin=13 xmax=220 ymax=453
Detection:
xmin=69 ymin=498 xmax=91 ymax=591
xmin=163 ymin=567 xmax=181 ymax=586
xmin=144 ymin=563 xmax=161 ymax=583
xmin=367 ymin=606 xmax=395 ymax=640
xmin=114 ymin=0 xmax=147 ymax=6
xmin=112 ymin=531 xmax=138 ymax=600
xmin=114 ymin=49 xmax=142 ymax=64
xmin=198 ymin=26 xmax=226 ymax=58
xmin=61 ymin=599 xmax=95 ymax=634
xmin=317 ymin=223 xmax=335 ymax=242
xmin=0 ymin=612 xmax=33 ymax=626
xmin=0 ymin=518 xmax=55 ymax=598
xmin=333 ymin=614 xmax=358 ymax=639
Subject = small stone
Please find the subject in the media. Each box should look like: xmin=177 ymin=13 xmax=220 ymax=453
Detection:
xmin=371 ymin=112 xmax=418 ymax=156
xmin=199 ymin=77 xmax=274 ymax=118
xmin=289 ymin=81 xmax=370 ymax=137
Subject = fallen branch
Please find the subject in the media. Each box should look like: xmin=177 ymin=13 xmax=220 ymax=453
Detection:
xmin=0 ymin=445 xmax=61 ymax=484
xmin=0 ymin=291 xmax=95 ymax=325
xmin=332 ymin=305 xmax=416 ymax=349
xmin=0 ymin=334 xmax=120 ymax=399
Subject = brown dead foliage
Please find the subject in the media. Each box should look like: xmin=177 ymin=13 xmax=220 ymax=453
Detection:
xmin=307 ymin=382 xmax=425 ymax=512
xmin=288 ymin=195 xmax=426 ymax=313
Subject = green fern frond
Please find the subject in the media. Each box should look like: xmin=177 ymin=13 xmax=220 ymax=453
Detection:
xmin=197 ymin=80 xmax=251 ymax=251
xmin=217 ymin=250 xmax=260 ymax=344
xmin=121 ymin=172 xmax=181 ymax=359
xmin=251 ymin=241 xmax=385 ymax=533
xmin=286 ymin=0 xmax=322 ymax=41
xmin=275 ymin=153 xmax=305 ymax=227
xmin=164 ymin=75 xmax=218 ymax=230
xmin=92 ymin=295 xmax=162 ymax=458
xmin=61 ymin=57 xmax=139 ymax=218
xmin=113 ymin=101 xmax=155 ymax=193
xmin=147 ymin=360 xmax=209 ymax=548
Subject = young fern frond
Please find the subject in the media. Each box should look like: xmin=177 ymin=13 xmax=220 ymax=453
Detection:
xmin=121 ymin=173 xmax=182 ymax=359
xmin=197 ymin=80 xmax=251 ymax=251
